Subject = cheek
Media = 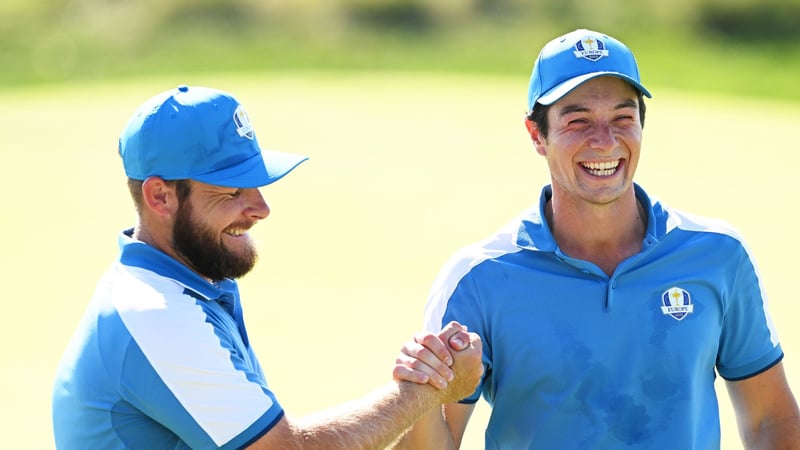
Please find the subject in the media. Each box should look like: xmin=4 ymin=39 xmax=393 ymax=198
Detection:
xmin=541 ymin=134 xmax=579 ymax=162
xmin=619 ymin=123 xmax=643 ymax=140
xmin=543 ymin=149 xmax=572 ymax=178
xmin=199 ymin=202 xmax=233 ymax=225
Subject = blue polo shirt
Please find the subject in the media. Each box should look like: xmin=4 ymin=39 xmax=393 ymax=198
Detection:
xmin=52 ymin=229 xmax=284 ymax=449
xmin=424 ymin=184 xmax=783 ymax=449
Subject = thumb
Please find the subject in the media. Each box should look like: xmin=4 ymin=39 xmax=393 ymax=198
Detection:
xmin=438 ymin=321 xmax=469 ymax=351
xmin=449 ymin=331 xmax=469 ymax=350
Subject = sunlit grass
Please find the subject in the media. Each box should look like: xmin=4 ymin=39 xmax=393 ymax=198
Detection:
xmin=1 ymin=1 xmax=799 ymax=103
xmin=2 ymin=71 xmax=799 ymax=449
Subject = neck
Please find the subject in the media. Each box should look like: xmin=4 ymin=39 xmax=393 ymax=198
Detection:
xmin=546 ymin=188 xmax=646 ymax=276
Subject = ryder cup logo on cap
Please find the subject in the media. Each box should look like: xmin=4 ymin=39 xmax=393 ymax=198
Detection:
xmin=573 ymin=36 xmax=608 ymax=61
xmin=527 ymin=29 xmax=652 ymax=111
xmin=119 ymin=85 xmax=307 ymax=188
xmin=233 ymin=105 xmax=254 ymax=139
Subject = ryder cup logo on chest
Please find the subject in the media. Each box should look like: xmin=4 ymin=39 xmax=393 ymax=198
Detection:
xmin=573 ymin=36 xmax=609 ymax=62
xmin=661 ymin=287 xmax=694 ymax=321
xmin=233 ymin=105 xmax=255 ymax=140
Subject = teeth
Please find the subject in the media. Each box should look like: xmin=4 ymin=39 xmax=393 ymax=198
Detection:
xmin=225 ymin=228 xmax=246 ymax=236
xmin=582 ymin=161 xmax=619 ymax=177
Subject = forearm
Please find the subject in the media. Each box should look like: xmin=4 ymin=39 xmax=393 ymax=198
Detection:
xmin=727 ymin=363 xmax=800 ymax=449
xmin=741 ymin=415 xmax=800 ymax=449
xmin=289 ymin=381 xmax=444 ymax=450
xmin=390 ymin=407 xmax=455 ymax=450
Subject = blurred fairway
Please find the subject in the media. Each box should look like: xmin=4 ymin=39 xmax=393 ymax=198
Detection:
xmin=2 ymin=72 xmax=799 ymax=449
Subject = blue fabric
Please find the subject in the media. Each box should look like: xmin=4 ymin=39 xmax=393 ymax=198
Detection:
xmin=425 ymin=184 xmax=783 ymax=449
xmin=52 ymin=229 xmax=283 ymax=449
xmin=528 ymin=29 xmax=652 ymax=109
xmin=118 ymin=85 xmax=307 ymax=188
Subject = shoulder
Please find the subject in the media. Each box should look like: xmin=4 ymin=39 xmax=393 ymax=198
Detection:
xmin=652 ymin=201 xmax=754 ymax=263
xmin=99 ymin=263 xmax=195 ymax=315
xmin=639 ymin=185 xmax=743 ymax=243
xmin=438 ymin=213 xmax=527 ymax=280
xmin=427 ymin=212 xmax=528 ymax=314
xmin=663 ymin=206 xmax=743 ymax=241
xmin=96 ymin=263 xmax=219 ymax=348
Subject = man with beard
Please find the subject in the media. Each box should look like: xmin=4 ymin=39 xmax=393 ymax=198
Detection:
xmin=51 ymin=85 xmax=483 ymax=449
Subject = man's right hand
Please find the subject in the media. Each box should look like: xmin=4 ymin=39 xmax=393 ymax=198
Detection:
xmin=393 ymin=321 xmax=483 ymax=403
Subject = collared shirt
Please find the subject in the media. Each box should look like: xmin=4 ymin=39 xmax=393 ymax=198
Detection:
xmin=424 ymin=184 xmax=782 ymax=449
xmin=52 ymin=229 xmax=283 ymax=449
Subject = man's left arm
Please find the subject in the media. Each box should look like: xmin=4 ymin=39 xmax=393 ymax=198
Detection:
xmin=726 ymin=361 xmax=800 ymax=448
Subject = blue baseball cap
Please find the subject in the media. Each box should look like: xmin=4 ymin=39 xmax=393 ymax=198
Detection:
xmin=527 ymin=29 xmax=651 ymax=111
xmin=119 ymin=85 xmax=308 ymax=188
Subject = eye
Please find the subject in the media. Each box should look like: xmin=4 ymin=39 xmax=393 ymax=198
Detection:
xmin=229 ymin=189 xmax=242 ymax=198
xmin=564 ymin=116 xmax=590 ymax=128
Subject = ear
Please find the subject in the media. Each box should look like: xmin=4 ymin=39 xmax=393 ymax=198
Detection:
xmin=524 ymin=117 xmax=548 ymax=156
xmin=141 ymin=177 xmax=180 ymax=218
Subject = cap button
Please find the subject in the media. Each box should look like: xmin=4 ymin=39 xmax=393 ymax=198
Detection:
xmin=177 ymin=85 xmax=189 ymax=92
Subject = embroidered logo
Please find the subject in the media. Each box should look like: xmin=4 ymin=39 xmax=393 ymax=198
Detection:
xmin=573 ymin=36 xmax=609 ymax=62
xmin=233 ymin=105 xmax=254 ymax=140
xmin=660 ymin=287 xmax=694 ymax=321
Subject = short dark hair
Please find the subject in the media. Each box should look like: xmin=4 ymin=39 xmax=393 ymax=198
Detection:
xmin=526 ymin=92 xmax=647 ymax=139
xmin=127 ymin=178 xmax=192 ymax=215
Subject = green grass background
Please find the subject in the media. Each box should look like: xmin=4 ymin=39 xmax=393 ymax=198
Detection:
xmin=2 ymin=71 xmax=799 ymax=449
xmin=3 ymin=0 xmax=800 ymax=102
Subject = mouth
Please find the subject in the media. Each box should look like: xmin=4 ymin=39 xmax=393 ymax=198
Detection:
xmin=223 ymin=225 xmax=251 ymax=238
xmin=581 ymin=160 xmax=621 ymax=177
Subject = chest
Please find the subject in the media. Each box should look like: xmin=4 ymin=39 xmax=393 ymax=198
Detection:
xmin=475 ymin=257 xmax=727 ymax=384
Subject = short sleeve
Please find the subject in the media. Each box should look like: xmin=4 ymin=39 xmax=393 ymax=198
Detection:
xmin=716 ymin=244 xmax=783 ymax=380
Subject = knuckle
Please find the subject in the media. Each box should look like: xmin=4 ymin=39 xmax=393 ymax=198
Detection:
xmin=417 ymin=333 xmax=437 ymax=346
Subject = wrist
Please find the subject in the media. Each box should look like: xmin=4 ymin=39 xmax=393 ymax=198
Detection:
xmin=395 ymin=379 xmax=444 ymax=410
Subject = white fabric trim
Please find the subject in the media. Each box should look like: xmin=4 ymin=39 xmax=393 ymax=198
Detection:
xmin=114 ymin=264 xmax=273 ymax=446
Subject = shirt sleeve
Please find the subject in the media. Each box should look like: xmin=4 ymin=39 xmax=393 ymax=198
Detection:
xmin=715 ymin=240 xmax=783 ymax=380
xmin=424 ymin=266 xmax=490 ymax=404
xmin=114 ymin=293 xmax=284 ymax=449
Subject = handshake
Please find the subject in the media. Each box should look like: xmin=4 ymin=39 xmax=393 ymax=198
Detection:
xmin=393 ymin=322 xmax=484 ymax=404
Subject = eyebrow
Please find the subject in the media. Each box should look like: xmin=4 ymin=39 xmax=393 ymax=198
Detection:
xmin=557 ymin=99 xmax=638 ymax=117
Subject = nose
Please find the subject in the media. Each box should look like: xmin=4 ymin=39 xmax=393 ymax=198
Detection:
xmin=589 ymin=123 xmax=617 ymax=151
xmin=243 ymin=188 xmax=270 ymax=220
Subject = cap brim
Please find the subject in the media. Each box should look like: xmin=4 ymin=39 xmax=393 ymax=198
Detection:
xmin=537 ymin=72 xmax=652 ymax=106
xmin=193 ymin=150 xmax=308 ymax=188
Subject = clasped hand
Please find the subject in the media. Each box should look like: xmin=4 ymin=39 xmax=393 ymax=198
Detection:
xmin=393 ymin=321 xmax=483 ymax=403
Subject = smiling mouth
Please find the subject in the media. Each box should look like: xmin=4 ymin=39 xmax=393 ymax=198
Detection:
xmin=581 ymin=160 xmax=620 ymax=177
xmin=224 ymin=227 xmax=249 ymax=237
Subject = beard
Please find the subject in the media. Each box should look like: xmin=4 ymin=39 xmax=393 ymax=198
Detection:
xmin=172 ymin=199 xmax=258 ymax=281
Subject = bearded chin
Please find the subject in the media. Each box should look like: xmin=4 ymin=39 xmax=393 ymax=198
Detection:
xmin=173 ymin=201 xmax=258 ymax=281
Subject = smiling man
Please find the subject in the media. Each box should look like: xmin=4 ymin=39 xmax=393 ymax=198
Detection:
xmin=393 ymin=29 xmax=800 ymax=449
xmin=51 ymin=85 xmax=484 ymax=449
